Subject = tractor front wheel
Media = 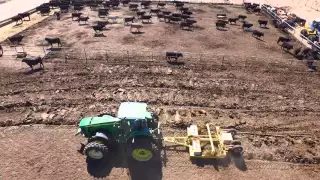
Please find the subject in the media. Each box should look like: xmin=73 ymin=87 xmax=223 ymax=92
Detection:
xmin=128 ymin=137 xmax=154 ymax=162
xmin=84 ymin=141 xmax=108 ymax=161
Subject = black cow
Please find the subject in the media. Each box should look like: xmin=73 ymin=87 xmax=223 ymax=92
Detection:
xmin=228 ymin=18 xmax=238 ymax=24
xmin=45 ymin=37 xmax=62 ymax=47
xmin=181 ymin=14 xmax=191 ymax=19
xmin=18 ymin=12 xmax=31 ymax=21
xmin=141 ymin=1 xmax=151 ymax=9
xmin=217 ymin=13 xmax=227 ymax=18
xmin=169 ymin=16 xmax=181 ymax=23
xmin=22 ymin=56 xmax=44 ymax=70
xmin=166 ymin=52 xmax=183 ymax=61
xmin=98 ymin=9 xmax=108 ymax=17
xmin=73 ymin=5 xmax=84 ymax=11
xmin=162 ymin=11 xmax=171 ymax=15
xmin=258 ymin=20 xmax=268 ymax=27
xmin=97 ymin=21 xmax=109 ymax=27
xmin=293 ymin=47 xmax=302 ymax=56
xmin=78 ymin=16 xmax=89 ymax=24
xmin=281 ymin=42 xmax=294 ymax=51
xmin=140 ymin=15 xmax=152 ymax=23
xmin=242 ymin=22 xmax=253 ymax=29
xmin=253 ymin=8 xmax=261 ymax=14
xmin=172 ymin=13 xmax=182 ymax=18
xmin=179 ymin=7 xmax=189 ymax=12
xmin=182 ymin=11 xmax=193 ymax=15
xmin=72 ymin=12 xmax=82 ymax=20
xmin=60 ymin=4 xmax=69 ymax=12
xmin=92 ymin=25 xmax=104 ymax=34
xmin=180 ymin=22 xmax=193 ymax=30
xmin=122 ymin=0 xmax=130 ymax=6
xmin=185 ymin=18 xmax=197 ymax=24
xmin=238 ymin=15 xmax=247 ymax=21
xmin=216 ymin=21 xmax=227 ymax=30
xmin=164 ymin=15 xmax=172 ymax=23
xmin=40 ymin=7 xmax=51 ymax=16
xmin=12 ymin=15 xmax=23 ymax=25
xmin=150 ymin=8 xmax=161 ymax=15
xmin=136 ymin=11 xmax=146 ymax=17
xmin=277 ymin=36 xmax=291 ymax=44
xmin=129 ymin=4 xmax=139 ymax=10
xmin=89 ymin=3 xmax=98 ymax=10
xmin=301 ymin=47 xmax=312 ymax=57
xmin=157 ymin=2 xmax=166 ymax=8
xmin=8 ymin=35 xmax=24 ymax=45
xmin=175 ymin=2 xmax=184 ymax=8
xmin=157 ymin=14 xmax=165 ymax=21
xmin=111 ymin=1 xmax=120 ymax=8
xmin=252 ymin=30 xmax=264 ymax=39
xmin=295 ymin=17 xmax=306 ymax=26
xmin=124 ymin=17 xmax=135 ymax=25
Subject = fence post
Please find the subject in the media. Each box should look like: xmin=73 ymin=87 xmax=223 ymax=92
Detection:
xmin=127 ymin=50 xmax=130 ymax=64
xmin=105 ymin=51 xmax=109 ymax=62
xmin=84 ymin=48 xmax=88 ymax=64
xmin=151 ymin=52 xmax=153 ymax=62
xmin=221 ymin=56 xmax=224 ymax=68
xmin=64 ymin=48 xmax=67 ymax=63
xmin=42 ymin=44 xmax=46 ymax=57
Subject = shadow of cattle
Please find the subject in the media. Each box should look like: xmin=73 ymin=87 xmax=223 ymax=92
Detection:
xmin=191 ymin=153 xmax=247 ymax=171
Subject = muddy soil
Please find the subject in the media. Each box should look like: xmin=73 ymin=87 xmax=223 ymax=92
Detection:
xmin=0 ymin=3 xmax=320 ymax=180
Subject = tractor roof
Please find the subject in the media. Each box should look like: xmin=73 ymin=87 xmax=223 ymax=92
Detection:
xmin=79 ymin=115 xmax=119 ymax=127
xmin=118 ymin=102 xmax=152 ymax=120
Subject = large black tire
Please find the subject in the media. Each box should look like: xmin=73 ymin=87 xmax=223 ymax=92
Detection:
xmin=0 ymin=45 xmax=3 ymax=57
xmin=127 ymin=137 xmax=154 ymax=162
xmin=300 ymin=29 xmax=308 ymax=38
xmin=84 ymin=141 xmax=108 ymax=161
xmin=230 ymin=145 xmax=244 ymax=156
xmin=308 ymin=35 xmax=319 ymax=43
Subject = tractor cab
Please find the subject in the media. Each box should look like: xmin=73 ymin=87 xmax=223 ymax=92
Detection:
xmin=311 ymin=20 xmax=320 ymax=32
xmin=117 ymin=102 xmax=154 ymax=139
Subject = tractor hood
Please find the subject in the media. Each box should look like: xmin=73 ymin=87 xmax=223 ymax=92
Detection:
xmin=79 ymin=115 xmax=120 ymax=127
xmin=117 ymin=102 xmax=152 ymax=120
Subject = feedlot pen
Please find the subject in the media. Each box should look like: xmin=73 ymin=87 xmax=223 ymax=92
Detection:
xmin=0 ymin=3 xmax=320 ymax=180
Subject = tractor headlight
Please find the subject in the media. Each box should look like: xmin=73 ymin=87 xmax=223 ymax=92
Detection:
xmin=75 ymin=128 xmax=82 ymax=136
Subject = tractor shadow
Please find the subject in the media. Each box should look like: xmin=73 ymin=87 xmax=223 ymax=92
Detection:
xmin=127 ymin=156 xmax=163 ymax=180
xmin=86 ymin=145 xmax=163 ymax=180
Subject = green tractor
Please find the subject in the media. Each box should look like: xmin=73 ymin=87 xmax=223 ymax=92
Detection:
xmin=76 ymin=102 xmax=162 ymax=162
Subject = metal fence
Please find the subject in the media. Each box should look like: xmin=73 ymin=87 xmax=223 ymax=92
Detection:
xmin=261 ymin=4 xmax=320 ymax=51
xmin=0 ymin=45 xmax=315 ymax=73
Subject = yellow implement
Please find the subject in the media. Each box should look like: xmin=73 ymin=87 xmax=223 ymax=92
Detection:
xmin=164 ymin=124 xmax=242 ymax=159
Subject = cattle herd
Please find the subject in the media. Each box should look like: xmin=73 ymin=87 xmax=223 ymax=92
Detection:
xmin=1 ymin=1 xmax=318 ymax=71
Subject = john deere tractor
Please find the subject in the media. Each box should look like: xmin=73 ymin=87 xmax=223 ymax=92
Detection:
xmin=76 ymin=102 xmax=162 ymax=162
xmin=300 ymin=21 xmax=319 ymax=43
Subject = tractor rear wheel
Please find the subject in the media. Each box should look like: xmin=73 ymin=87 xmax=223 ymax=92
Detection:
xmin=230 ymin=145 xmax=243 ymax=156
xmin=128 ymin=137 xmax=154 ymax=162
xmin=84 ymin=141 xmax=108 ymax=161
xmin=301 ymin=29 xmax=308 ymax=38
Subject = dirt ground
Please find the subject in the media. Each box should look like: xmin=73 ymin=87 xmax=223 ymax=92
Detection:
xmin=0 ymin=3 xmax=320 ymax=180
